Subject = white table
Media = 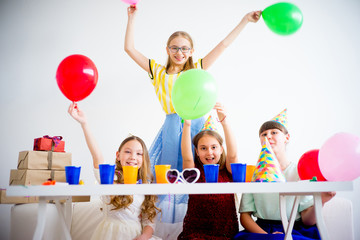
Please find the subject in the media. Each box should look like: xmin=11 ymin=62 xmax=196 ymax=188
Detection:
xmin=7 ymin=181 xmax=353 ymax=240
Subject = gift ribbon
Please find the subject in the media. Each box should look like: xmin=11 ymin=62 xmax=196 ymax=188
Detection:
xmin=50 ymin=170 xmax=55 ymax=180
xmin=47 ymin=151 xmax=53 ymax=170
xmin=43 ymin=135 xmax=63 ymax=148
xmin=43 ymin=135 xmax=63 ymax=169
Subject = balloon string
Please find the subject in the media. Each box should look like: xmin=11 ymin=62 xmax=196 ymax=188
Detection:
xmin=178 ymin=118 xmax=183 ymax=137
xmin=193 ymin=96 xmax=201 ymax=111
xmin=168 ymin=193 xmax=171 ymax=210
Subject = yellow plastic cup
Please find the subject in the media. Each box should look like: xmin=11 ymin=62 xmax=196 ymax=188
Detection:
xmin=246 ymin=165 xmax=256 ymax=182
xmin=155 ymin=165 xmax=171 ymax=184
xmin=123 ymin=166 xmax=139 ymax=184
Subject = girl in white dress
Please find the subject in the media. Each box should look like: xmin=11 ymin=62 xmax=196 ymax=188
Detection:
xmin=68 ymin=102 xmax=161 ymax=240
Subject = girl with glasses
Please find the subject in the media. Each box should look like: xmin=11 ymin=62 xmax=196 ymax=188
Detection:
xmin=124 ymin=5 xmax=260 ymax=239
xmin=179 ymin=102 xmax=239 ymax=239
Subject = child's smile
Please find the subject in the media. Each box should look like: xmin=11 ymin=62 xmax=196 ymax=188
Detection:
xmin=167 ymin=37 xmax=193 ymax=67
xmin=196 ymin=135 xmax=223 ymax=165
xmin=117 ymin=140 xmax=144 ymax=168
xmin=204 ymin=156 xmax=216 ymax=164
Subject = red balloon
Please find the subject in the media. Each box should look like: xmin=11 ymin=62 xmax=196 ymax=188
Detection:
xmin=56 ymin=54 xmax=98 ymax=102
xmin=297 ymin=149 xmax=326 ymax=181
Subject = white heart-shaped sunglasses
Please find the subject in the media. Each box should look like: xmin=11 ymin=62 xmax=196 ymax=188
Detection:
xmin=166 ymin=168 xmax=200 ymax=184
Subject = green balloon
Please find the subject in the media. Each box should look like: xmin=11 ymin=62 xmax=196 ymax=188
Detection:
xmin=172 ymin=69 xmax=217 ymax=120
xmin=262 ymin=2 xmax=303 ymax=35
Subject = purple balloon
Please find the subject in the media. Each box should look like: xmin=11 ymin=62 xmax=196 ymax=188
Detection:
xmin=319 ymin=132 xmax=360 ymax=181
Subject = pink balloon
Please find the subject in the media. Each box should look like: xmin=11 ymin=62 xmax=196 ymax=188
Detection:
xmin=121 ymin=0 xmax=139 ymax=5
xmin=318 ymin=132 xmax=360 ymax=181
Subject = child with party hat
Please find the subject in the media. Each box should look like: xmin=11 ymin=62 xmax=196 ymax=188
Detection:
xmin=234 ymin=109 xmax=336 ymax=240
xmin=178 ymin=103 xmax=239 ymax=239
xmin=251 ymin=136 xmax=286 ymax=182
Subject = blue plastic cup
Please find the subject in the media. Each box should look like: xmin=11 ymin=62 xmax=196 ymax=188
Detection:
xmin=99 ymin=164 xmax=115 ymax=184
xmin=231 ymin=163 xmax=247 ymax=182
xmin=203 ymin=164 xmax=219 ymax=183
xmin=65 ymin=166 xmax=81 ymax=185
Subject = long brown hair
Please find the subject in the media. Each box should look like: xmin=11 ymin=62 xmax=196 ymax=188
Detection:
xmin=109 ymin=135 xmax=160 ymax=222
xmin=165 ymin=31 xmax=195 ymax=72
xmin=192 ymin=130 xmax=227 ymax=170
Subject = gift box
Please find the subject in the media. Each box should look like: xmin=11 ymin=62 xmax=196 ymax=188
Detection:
xmin=0 ymin=189 xmax=90 ymax=204
xmin=0 ymin=189 xmax=38 ymax=204
xmin=70 ymin=196 xmax=91 ymax=202
xmin=18 ymin=151 xmax=72 ymax=170
xmin=33 ymin=135 xmax=65 ymax=152
xmin=9 ymin=169 xmax=66 ymax=186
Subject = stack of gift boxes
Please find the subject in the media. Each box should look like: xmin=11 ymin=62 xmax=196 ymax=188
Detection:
xmin=10 ymin=136 xmax=70 ymax=185
xmin=1 ymin=135 xmax=89 ymax=203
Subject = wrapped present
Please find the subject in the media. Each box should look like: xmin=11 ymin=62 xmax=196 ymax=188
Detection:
xmin=9 ymin=169 xmax=66 ymax=186
xmin=0 ymin=189 xmax=38 ymax=204
xmin=33 ymin=135 xmax=65 ymax=152
xmin=18 ymin=151 xmax=72 ymax=170
xmin=0 ymin=189 xmax=90 ymax=204
xmin=71 ymin=196 xmax=91 ymax=202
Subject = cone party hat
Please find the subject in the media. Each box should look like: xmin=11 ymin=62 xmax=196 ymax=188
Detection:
xmin=200 ymin=115 xmax=217 ymax=132
xmin=251 ymin=137 xmax=286 ymax=182
xmin=271 ymin=109 xmax=288 ymax=130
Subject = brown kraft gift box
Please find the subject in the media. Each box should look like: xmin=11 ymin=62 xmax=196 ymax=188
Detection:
xmin=0 ymin=189 xmax=38 ymax=204
xmin=9 ymin=169 xmax=66 ymax=186
xmin=18 ymin=151 xmax=72 ymax=170
xmin=0 ymin=189 xmax=90 ymax=203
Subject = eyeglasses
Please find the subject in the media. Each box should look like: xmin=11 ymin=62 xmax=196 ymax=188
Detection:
xmin=168 ymin=46 xmax=191 ymax=53
xmin=166 ymin=168 xmax=200 ymax=184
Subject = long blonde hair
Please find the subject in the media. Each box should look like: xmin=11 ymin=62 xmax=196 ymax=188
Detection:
xmin=165 ymin=31 xmax=195 ymax=72
xmin=109 ymin=135 xmax=160 ymax=222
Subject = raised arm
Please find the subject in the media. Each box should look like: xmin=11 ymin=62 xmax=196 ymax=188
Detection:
xmin=181 ymin=120 xmax=196 ymax=169
xmin=68 ymin=103 xmax=104 ymax=169
xmin=202 ymin=11 xmax=261 ymax=70
xmin=124 ymin=5 xmax=150 ymax=73
xmin=214 ymin=103 xmax=238 ymax=173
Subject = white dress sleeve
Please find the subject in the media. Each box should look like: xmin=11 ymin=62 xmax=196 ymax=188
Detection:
xmin=93 ymin=168 xmax=101 ymax=184
xmin=141 ymin=212 xmax=157 ymax=232
xmin=92 ymin=168 xmax=112 ymax=205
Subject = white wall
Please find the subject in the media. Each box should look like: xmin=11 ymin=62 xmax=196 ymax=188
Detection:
xmin=0 ymin=0 xmax=359 ymax=239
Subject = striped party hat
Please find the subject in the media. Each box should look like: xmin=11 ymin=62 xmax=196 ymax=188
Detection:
xmin=271 ymin=109 xmax=288 ymax=130
xmin=201 ymin=115 xmax=217 ymax=132
xmin=251 ymin=137 xmax=286 ymax=182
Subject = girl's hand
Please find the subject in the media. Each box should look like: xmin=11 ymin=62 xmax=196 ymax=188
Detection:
xmin=183 ymin=119 xmax=191 ymax=127
xmin=272 ymin=231 xmax=283 ymax=234
xmin=133 ymin=233 xmax=150 ymax=240
xmin=213 ymin=102 xmax=227 ymax=124
xmin=246 ymin=11 xmax=262 ymax=23
xmin=68 ymin=102 xmax=87 ymax=125
xmin=322 ymin=191 xmax=336 ymax=205
xmin=127 ymin=5 xmax=137 ymax=18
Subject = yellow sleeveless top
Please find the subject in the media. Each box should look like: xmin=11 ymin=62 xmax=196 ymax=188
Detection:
xmin=149 ymin=59 xmax=203 ymax=114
